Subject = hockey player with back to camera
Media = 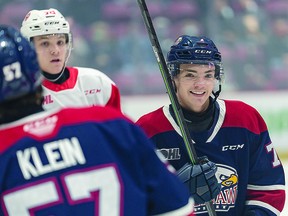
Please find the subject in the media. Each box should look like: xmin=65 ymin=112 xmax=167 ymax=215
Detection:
xmin=136 ymin=35 xmax=286 ymax=216
xmin=20 ymin=8 xmax=121 ymax=111
xmin=0 ymin=25 xmax=195 ymax=216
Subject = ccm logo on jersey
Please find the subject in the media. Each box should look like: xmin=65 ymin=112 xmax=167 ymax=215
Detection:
xmin=84 ymin=88 xmax=101 ymax=95
xmin=222 ymin=144 xmax=244 ymax=151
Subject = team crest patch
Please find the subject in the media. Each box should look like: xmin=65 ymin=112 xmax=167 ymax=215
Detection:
xmin=194 ymin=164 xmax=238 ymax=214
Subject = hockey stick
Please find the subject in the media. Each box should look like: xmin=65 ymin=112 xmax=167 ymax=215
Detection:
xmin=136 ymin=0 xmax=217 ymax=215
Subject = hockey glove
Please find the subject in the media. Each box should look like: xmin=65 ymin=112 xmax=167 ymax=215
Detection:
xmin=176 ymin=156 xmax=221 ymax=204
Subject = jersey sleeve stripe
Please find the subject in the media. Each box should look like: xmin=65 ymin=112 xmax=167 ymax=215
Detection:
xmin=245 ymin=200 xmax=280 ymax=216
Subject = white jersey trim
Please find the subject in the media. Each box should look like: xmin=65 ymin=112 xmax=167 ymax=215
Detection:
xmin=162 ymin=99 xmax=226 ymax=144
xmin=162 ymin=105 xmax=185 ymax=139
xmin=247 ymin=184 xmax=286 ymax=191
xmin=207 ymin=99 xmax=226 ymax=142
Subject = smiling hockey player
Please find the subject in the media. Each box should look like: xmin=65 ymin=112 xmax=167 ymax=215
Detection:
xmin=137 ymin=35 xmax=286 ymax=216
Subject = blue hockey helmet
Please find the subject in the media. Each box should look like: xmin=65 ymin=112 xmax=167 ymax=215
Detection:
xmin=167 ymin=35 xmax=224 ymax=82
xmin=0 ymin=25 xmax=42 ymax=103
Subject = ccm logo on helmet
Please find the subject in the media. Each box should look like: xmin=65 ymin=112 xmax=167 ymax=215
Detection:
xmin=194 ymin=50 xmax=212 ymax=54
xmin=44 ymin=21 xmax=60 ymax=26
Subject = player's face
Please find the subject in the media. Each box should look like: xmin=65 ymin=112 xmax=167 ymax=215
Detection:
xmin=174 ymin=63 xmax=216 ymax=113
xmin=33 ymin=34 xmax=68 ymax=74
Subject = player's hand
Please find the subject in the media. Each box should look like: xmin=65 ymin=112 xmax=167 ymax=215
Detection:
xmin=176 ymin=156 xmax=221 ymax=204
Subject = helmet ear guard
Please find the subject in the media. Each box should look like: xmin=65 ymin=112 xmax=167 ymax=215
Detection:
xmin=215 ymin=63 xmax=224 ymax=84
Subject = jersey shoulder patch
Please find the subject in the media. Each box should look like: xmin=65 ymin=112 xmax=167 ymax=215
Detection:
xmin=0 ymin=106 xmax=130 ymax=153
xmin=222 ymin=100 xmax=267 ymax=134
xmin=136 ymin=106 xmax=174 ymax=138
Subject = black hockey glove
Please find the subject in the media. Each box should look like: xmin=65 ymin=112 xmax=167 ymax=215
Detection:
xmin=176 ymin=156 xmax=221 ymax=204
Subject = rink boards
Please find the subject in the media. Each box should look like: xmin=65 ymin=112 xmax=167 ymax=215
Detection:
xmin=122 ymin=91 xmax=288 ymax=159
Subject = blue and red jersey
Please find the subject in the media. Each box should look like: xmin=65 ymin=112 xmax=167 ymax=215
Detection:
xmin=0 ymin=106 xmax=194 ymax=216
xmin=137 ymin=99 xmax=285 ymax=216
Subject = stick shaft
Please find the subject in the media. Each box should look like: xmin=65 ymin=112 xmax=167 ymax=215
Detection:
xmin=137 ymin=0 xmax=197 ymax=164
xmin=137 ymin=1 xmax=217 ymax=215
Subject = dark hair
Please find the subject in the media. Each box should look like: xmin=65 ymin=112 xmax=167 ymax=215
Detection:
xmin=0 ymin=86 xmax=43 ymax=124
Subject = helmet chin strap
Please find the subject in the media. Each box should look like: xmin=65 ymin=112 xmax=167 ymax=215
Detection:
xmin=44 ymin=66 xmax=65 ymax=82
xmin=212 ymin=84 xmax=221 ymax=103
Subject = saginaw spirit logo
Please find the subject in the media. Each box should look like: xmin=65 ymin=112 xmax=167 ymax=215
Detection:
xmin=194 ymin=164 xmax=238 ymax=214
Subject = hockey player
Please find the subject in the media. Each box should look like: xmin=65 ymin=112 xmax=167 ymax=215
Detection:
xmin=0 ymin=25 xmax=194 ymax=216
xmin=136 ymin=35 xmax=286 ymax=215
xmin=20 ymin=8 xmax=121 ymax=111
